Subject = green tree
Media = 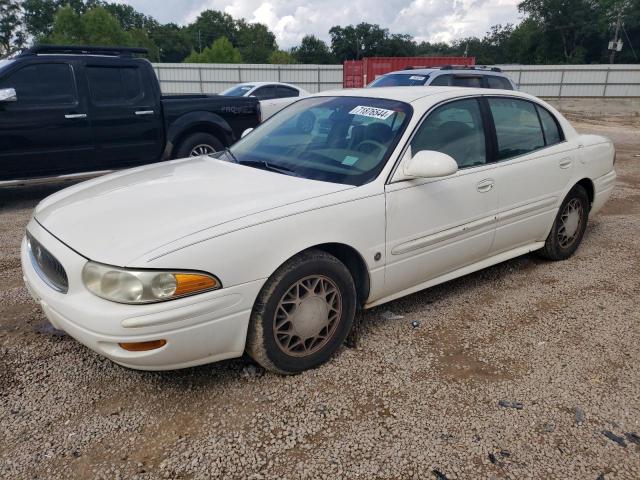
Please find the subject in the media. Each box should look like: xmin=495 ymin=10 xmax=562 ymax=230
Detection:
xmin=186 ymin=10 xmax=237 ymax=53
xmin=46 ymin=5 xmax=84 ymax=45
xmin=269 ymin=49 xmax=296 ymax=64
xmin=128 ymin=28 xmax=160 ymax=61
xmin=380 ymin=33 xmax=417 ymax=57
xmin=22 ymin=0 xmax=86 ymax=40
xmin=0 ymin=0 xmax=25 ymax=56
xmin=329 ymin=23 xmax=390 ymax=61
xmin=149 ymin=23 xmax=193 ymax=62
xmin=101 ymin=2 xmax=157 ymax=32
xmin=78 ymin=5 xmax=129 ymax=45
xmin=292 ymin=35 xmax=335 ymax=64
xmin=235 ymin=20 xmax=276 ymax=63
xmin=43 ymin=5 xmax=159 ymax=60
xmin=184 ymin=36 xmax=242 ymax=63
xmin=518 ymin=0 xmax=605 ymax=63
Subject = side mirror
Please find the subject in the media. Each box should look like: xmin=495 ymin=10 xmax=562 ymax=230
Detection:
xmin=0 ymin=88 xmax=17 ymax=102
xmin=403 ymin=150 xmax=458 ymax=179
xmin=241 ymin=128 xmax=253 ymax=138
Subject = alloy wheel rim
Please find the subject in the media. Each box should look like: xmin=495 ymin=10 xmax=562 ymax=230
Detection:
xmin=273 ymin=275 xmax=342 ymax=357
xmin=557 ymin=198 xmax=583 ymax=249
xmin=189 ymin=144 xmax=216 ymax=156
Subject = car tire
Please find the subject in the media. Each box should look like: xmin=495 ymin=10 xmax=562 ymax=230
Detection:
xmin=245 ymin=249 xmax=357 ymax=374
xmin=538 ymin=185 xmax=590 ymax=261
xmin=174 ymin=132 xmax=223 ymax=158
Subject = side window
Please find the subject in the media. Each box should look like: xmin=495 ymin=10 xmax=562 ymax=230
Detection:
xmin=276 ymin=86 xmax=299 ymax=98
xmin=488 ymin=98 xmax=545 ymax=160
xmin=536 ymin=106 xmax=563 ymax=146
xmin=252 ymin=86 xmax=277 ymax=99
xmin=0 ymin=63 xmax=76 ymax=107
xmin=410 ymin=98 xmax=486 ymax=168
xmin=486 ymin=76 xmax=514 ymax=90
xmin=452 ymin=75 xmax=483 ymax=88
xmin=428 ymin=74 xmax=451 ymax=86
xmin=86 ymin=66 xmax=145 ymax=105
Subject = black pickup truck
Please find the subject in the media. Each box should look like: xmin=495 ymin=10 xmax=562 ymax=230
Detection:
xmin=0 ymin=45 xmax=261 ymax=182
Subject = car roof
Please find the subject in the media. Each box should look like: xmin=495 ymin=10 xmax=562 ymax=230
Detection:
xmin=385 ymin=68 xmax=508 ymax=77
xmin=313 ymin=86 xmax=534 ymax=104
xmin=237 ymin=81 xmax=301 ymax=89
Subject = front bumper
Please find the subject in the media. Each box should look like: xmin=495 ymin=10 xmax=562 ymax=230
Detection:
xmin=21 ymin=219 xmax=264 ymax=370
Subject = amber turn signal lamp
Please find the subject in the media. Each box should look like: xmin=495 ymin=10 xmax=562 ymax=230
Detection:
xmin=174 ymin=274 xmax=218 ymax=296
xmin=119 ymin=339 xmax=167 ymax=352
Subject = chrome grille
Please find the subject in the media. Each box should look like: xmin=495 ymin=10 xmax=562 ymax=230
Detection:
xmin=27 ymin=232 xmax=69 ymax=293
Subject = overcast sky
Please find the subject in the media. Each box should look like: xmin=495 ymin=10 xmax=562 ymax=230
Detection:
xmin=118 ymin=0 xmax=523 ymax=49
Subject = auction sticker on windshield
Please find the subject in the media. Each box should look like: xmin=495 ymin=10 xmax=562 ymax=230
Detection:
xmin=409 ymin=75 xmax=426 ymax=81
xmin=349 ymin=106 xmax=395 ymax=120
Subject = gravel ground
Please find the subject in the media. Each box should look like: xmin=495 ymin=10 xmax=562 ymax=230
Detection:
xmin=1 ymin=106 xmax=639 ymax=480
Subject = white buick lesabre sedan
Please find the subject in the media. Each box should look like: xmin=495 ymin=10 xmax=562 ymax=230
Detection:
xmin=22 ymin=87 xmax=616 ymax=374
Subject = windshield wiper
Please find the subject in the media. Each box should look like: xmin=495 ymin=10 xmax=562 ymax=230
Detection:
xmin=238 ymin=160 xmax=300 ymax=177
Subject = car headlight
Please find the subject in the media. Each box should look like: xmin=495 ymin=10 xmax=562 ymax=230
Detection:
xmin=82 ymin=262 xmax=221 ymax=304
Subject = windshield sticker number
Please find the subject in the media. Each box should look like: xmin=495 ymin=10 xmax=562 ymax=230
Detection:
xmin=409 ymin=75 xmax=426 ymax=81
xmin=342 ymin=155 xmax=359 ymax=166
xmin=349 ymin=106 xmax=395 ymax=120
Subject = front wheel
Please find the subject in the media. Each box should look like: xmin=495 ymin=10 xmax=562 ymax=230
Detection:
xmin=246 ymin=250 xmax=357 ymax=374
xmin=538 ymin=185 xmax=590 ymax=261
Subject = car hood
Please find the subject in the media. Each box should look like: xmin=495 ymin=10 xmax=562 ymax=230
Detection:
xmin=34 ymin=157 xmax=352 ymax=266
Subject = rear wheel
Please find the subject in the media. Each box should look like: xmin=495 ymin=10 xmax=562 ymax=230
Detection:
xmin=246 ymin=250 xmax=356 ymax=374
xmin=174 ymin=132 xmax=223 ymax=159
xmin=538 ymin=185 xmax=590 ymax=261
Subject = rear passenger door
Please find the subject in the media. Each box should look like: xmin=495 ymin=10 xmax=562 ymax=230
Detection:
xmin=0 ymin=61 xmax=96 ymax=179
xmin=485 ymin=96 xmax=573 ymax=253
xmin=84 ymin=60 xmax=163 ymax=168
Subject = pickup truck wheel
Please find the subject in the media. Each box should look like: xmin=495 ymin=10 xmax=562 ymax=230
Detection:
xmin=538 ymin=185 xmax=589 ymax=261
xmin=175 ymin=133 xmax=223 ymax=159
xmin=246 ymin=250 xmax=357 ymax=374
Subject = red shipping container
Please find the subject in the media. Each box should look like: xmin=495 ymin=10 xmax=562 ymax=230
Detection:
xmin=343 ymin=56 xmax=476 ymax=88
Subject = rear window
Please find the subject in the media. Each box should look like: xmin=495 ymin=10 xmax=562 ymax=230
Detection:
xmin=369 ymin=73 xmax=429 ymax=87
xmin=487 ymin=76 xmax=514 ymax=90
xmin=87 ymin=66 xmax=145 ymax=105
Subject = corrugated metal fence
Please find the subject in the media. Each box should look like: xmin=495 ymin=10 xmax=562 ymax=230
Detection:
xmin=153 ymin=63 xmax=640 ymax=97
xmin=497 ymin=64 xmax=640 ymax=97
xmin=153 ymin=63 xmax=343 ymax=94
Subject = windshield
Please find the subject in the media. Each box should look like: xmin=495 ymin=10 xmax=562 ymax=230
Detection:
xmin=220 ymin=84 xmax=254 ymax=96
xmin=228 ymin=96 xmax=412 ymax=186
xmin=369 ymin=73 xmax=429 ymax=87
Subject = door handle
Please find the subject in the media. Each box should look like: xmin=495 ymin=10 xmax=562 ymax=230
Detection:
xmin=135 ymin=110 xmax=155 ymax=116
xmin=559 ymin=158 xmax=573 ymax=169
xmin=476 ymin=179 xmax=494 ymax=193
xmin=65 ymin=113 xmax=87 ymax=119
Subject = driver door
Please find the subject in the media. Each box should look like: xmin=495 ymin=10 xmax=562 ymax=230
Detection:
xmin=384 ymin=98 xmax=498 ymax=295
